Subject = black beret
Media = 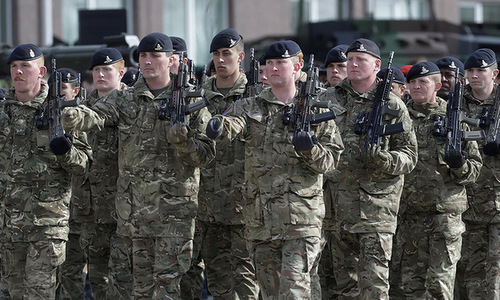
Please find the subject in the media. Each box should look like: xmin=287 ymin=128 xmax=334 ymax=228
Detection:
xmin=377 ymin=66 xmax=405 ymax=85
xmin=406 ymin=61 xmax=440 ymax=82
xmin=89 ymin=48 xmax=124 ymax=70
xmin=137 ymin=32 xmax=173 ymax=53
xmin=48 ymin=67 xmax=79 ymax=86
xmin=210 ymin=28 xmax=242 ymax=53
xmin=323 ymin=44 xmax=348 ymax=67
xmin=263 ymin=40 xmax=302 ymax=60
xmin=435 ymin=56 xmax=465 ymax=76
xmin=258 ymin=54 xmax=266 ymax=66
xmin=464 ymin=48 xmax=497 ymax=69
xmin=171 ymin=36 xmax=187 ymax=54
xmin=7 ymin=43 xmax=43 ymax=64
xmin=346 ymin=38 xmax=380 ymax=59
xmin=121 ymin=68 xmax=139 ymax=86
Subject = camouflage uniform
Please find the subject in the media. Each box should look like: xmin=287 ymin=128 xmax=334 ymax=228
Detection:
xmin=391 ymin=97 xmax=482 ymax=299
xmin=213 ymin=88 xmax=344 ymax=299
xmin=0 ymin=83 xmax=91 ymax=299
xmin=61 ymin=76 xmax=216 ymax=298
xmin=329 ymin=78 xmax=418 ymax=299
xmin=457 ymin=84 xmax=500 ymax=299
xmin=194 ymin=73 xmax=259 ymax=299
xmin=68 ymin=84 xmax=127 ymax=299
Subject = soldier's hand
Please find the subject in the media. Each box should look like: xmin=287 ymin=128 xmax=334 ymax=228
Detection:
xmin=363 ymin=144 xmax=391 ymax=170
xmin=62 ymin=107 xmax=80 ymax=131
xmin=444 ymin=149 xmax=467 ymax=168
xmin=50 ymin=133 xmax=73 ymax=155
xmin=206 ymin=118 xmax=222 ymax=140
xmin=293 ymin=131 xmax=318 ymax=152
xmin=167 ymin=122 xmax=189 ymax=144
xmin=483 ymin=141 xmax=500 ymax=156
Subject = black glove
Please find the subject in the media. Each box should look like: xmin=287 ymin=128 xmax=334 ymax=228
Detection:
xmin=50 ymin=133 xmax=73 ymax=155
xmin=483 ymin=141 xmax=500 ymax=156
xmin=293 ymin=131 xmax=317 ymax=152
xmin=206 ymin=118 xmax=222 ymax=140
xmin=444 ymin=149 xmax=467 ymax=168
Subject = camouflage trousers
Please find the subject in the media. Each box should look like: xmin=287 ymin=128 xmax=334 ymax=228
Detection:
xmin=457 ymin=221 xmax=500 ymax=300
xmin=331 ymin=231 xmax=392 ymax=300
xmin=107 ymin=234 xmax=193 ymax=299
xmin=390 ymin=212 xmax=464 ymax=300
xmin=1 ymin=239 xmax=66 ymax=300
xmin=249 ymin=236 xmax=321 ymax=300
xmin=56 ymin=231 xmax=86 ymax=300
xmin=318 ymin=228 xmax=359 ymax=300
xmin=180 ymin=218 xmax=205 ymax=300
xmin=201 ymin=221 xmax=259 ymax=300
xmin=80 ymin=222 xmax=117 ymax=300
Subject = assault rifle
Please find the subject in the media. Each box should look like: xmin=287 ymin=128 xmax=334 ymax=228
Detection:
xmin=355 ymin=51 xmax=405 ymax=156
xmin=480 ymin=89 xmax=500 ymax=155
xmin=433 ymin=68 xmax=485 ymax=158
xmin=35 ymin=59 xmax=79 ymax=139
xmin=198 ymin=64 xmax=208 ymax=90
xmin=287 ymin=54 xmax=336 ymax=151
xmin=158 ymin=53 xmax=210 ymax=125
xmin=244 ymin=48 xmax=260 ymax=98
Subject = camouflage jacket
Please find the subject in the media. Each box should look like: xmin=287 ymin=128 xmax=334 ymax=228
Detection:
xmin=70 ymin=84 xmax=127 ymax=224
xmin=403 ymin=97 xmax=482 ymax=215
xmin=61 ymin=76 xmax=216 ymax=238
xmin=0 ymin=83 xmax=91 ymax=242
xmin=462 ymin=84 xmax=500 ymax=223
xmin=198 ymin=73 xmax=247 ymax=224
xmin=330 ymin=78 xmax=418 ymax=234
xmin=216 ymin=88 xmax=344 ymax=241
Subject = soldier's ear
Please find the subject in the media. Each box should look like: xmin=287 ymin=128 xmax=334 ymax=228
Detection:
xmin=238 ymin=51 xmax=245 ymax=63
xmin=39 ymin=66 xmax=47 ymax=78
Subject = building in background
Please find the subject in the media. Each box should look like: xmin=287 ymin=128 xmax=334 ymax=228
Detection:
xmin=1 ymin=0 xmax=500 ymax=78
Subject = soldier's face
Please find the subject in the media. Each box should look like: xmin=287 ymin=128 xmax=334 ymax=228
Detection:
xmin=408 ymin=76 xmax=441 ymax=104
xmin=326 ymin=61 xmax=347 ymax=86
xmin=466 ymin=67 xmax=498 ymax=91
xmin=10 ymin=58 xmax=46 ymax=97
xmin=438 ymin=69 xmax=456 ymax=95
xmin=92 ymin=64 xmax=123 ymax=95
xmin=347 ymin=52 xmax=380 ymax=83
xmin=61 ymin=82 xmax=79 ymax=100
xmin=212 ymin=47 xmax=243 ymax=79
xmin=266 ymin=58 xmax=297 ymax=88
xmin=139 ymin=52 xmax=173 ymax=81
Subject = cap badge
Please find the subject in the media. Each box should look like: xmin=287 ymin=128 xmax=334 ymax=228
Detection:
xmin=29 ymin=49 xmax=35 ymax=58
xmin=104 ymin=56 xmax=113 ymax=64
xmin=420 ymin=66 xmax=429 ymax=75
xmin=481 ymin=60 xmax=488 ymax=67
xmin=66 ymin=73 xmax=71 ymax=81
xmin=282 ymin=50 xmax=290 ymax=58
xmin=229 ymin=39 xmax=236 ymax=47
xmin=358 ymin=44 xmax=367 ymax=52
xmin=155 ymin=43 xmax=163 ymax=51
xmin=340 ymin=51 xmax=346 ymax=59
xmin=449 ymin=61 xmax=456 ymax=69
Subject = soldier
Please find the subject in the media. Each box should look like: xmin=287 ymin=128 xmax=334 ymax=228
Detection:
xmin=170 ymin=36 xmax=188 ymax=75
xmin=392 ymin=61 xmax=482 ymax=299
xmin=323 ymin=44 xmax=348 ymax=88
xmin=376 ymin=66 xmax=406 ymax=100
xmin=435 ymin=56 xmax=465 ymax=100
xmin=194 ymin=28 xmax=259 ymax=299
xmin=327 ymin=38 xmax=418 ymax=299
xmin=51 ymin=67 xmax=88 ymax=300
xmin=121 ymin=67 xmax=139 ymax=87
xmin=69 ymin=48 xmax=126 ymax=299
xmin=205 ymin=40 xmax=344 ymax=299
xmin=61 ymin=32 xmax=215 ymax=298
xmin=457 ymin=48 xmax=500 ymax=299
xmin=0 ymin=44 xmax=91 ymax=299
